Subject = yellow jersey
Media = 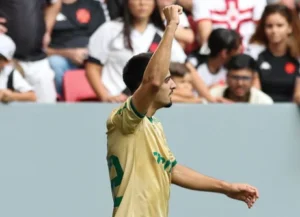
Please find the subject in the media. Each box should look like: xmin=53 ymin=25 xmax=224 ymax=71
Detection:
xmin=106 ymin=97 xmax=177 ymax=217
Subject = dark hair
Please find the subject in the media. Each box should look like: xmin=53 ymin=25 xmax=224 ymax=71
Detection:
xmin=250 ymin=4 xmax=300 ymax=58
xmin=169 ymin=62 xmax=189 ymax=77
xmin=225 ymin=54 xmax=257 ymax=73
xmin=121 ymin=0 xmax=165 ymax=50
xmin=123 ymin=52 xmax=153 ymax=94
xmin=208 ymin=28 xmax=241 ymax=57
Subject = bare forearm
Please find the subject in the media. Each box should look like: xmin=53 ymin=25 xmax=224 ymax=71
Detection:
xmin=175 ymin=28 xmax=195 ymax=44
xmin=11 ymin=92 xmax=36 ymax=102
xmin=143 ymin=23 xmax=177 ymax=86
xmin=46 ymin=47 xmax=73 ymax=58
xmin=44 ymin=0 xmax=61 ymax=33
xmin=172 ymin=164 xmax=231 ymax=194
xmin=197 ymin=21 xmax=212 ymax=45
xmin=172 ymin=94 xmax=202 ymax=103
xmin=187 ymin=63 xmax=215 ymax=102
xmin=85 ymin=63 xmax=108 ymax=100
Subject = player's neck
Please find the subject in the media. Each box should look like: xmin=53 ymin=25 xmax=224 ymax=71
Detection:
xmin=146 ymin=105 xmax=157 ymax=118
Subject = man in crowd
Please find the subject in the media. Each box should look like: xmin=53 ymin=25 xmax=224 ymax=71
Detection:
xmin=0 ymin=0 xmax=61 ymax=103
xmin=210 ymin=54 xmax=273 ymax=104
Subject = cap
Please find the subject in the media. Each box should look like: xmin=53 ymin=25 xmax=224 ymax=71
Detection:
xmin=0 ymin=34 xmax=16 ymax=60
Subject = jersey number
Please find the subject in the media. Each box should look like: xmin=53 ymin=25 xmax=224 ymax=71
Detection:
xmin=108 ymin=155 xmax=124 ymax=207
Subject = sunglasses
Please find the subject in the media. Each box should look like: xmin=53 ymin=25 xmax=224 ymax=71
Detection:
xmin=228 ymin=75 xmax=252 ymax=81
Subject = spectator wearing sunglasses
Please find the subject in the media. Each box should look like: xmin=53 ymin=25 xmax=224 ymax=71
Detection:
xmin=210 ymin=54 xmax=273 ymax=104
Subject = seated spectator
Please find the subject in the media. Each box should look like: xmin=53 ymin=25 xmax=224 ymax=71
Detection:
xmin=46 ymin=0 xmax=107 ymax=96
xmin=246 ymin=4 xmax=300 ymax=103
xmin=192 ymin=0 xmax=267 ymax=50
xmin=169 ymin=62 xmax=203 ymax=103
xmin=0 ymin=34 xmax=36 ymax=103
xmin=187 ymin=28 xmax=242 ymax=89
xmin=86 ymin=0 xmax=187 ymax=102
xmin=157 ymin=0 xmax=195 ymax=49
xmin=0 ymin=0 xmax=61 ymax=103
xmin=210 ymin=54 xmax=273 ymax=104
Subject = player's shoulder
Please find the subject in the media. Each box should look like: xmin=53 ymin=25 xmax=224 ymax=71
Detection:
xmin=106 ymin=100 xmax=128 ymax=128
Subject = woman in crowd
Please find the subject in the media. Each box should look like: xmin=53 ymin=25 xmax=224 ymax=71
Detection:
xmin=85 ymin=0 xmax=187 ymax=102
xmin=247 ymin=4 xmax=300 ymax=103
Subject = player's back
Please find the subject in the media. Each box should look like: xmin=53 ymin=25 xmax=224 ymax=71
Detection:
xmin=106 ymin=97 xmax=177 ymax=217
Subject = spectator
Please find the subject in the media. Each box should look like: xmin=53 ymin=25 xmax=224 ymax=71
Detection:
xmin=157 ymin=0 xmax=195 ymax=49
xmin=192 ymin=0 xmax=267 ymax=50
xmin=46 ymin=0 xmax=107 ymax=96
xmin=169 ymin=62 xmax=203 ymax=103
xmin=0 ymin=34 xmax=36 ymax=103
xmin=0 ymin=0 xmax=61 ymax=103
xmin=187 ymin=28 xmax=242 ymax=89
xmin=246 ymin=4 xmax=300 ymax=103
xmin=210 ymin=54 xmax=273 ymax=104
xmin=86 ymin=0 xmax=187 ymax=102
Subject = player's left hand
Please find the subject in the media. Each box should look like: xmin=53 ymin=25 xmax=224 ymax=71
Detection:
xmin=226 ymin=183 xmax=259 ymax=208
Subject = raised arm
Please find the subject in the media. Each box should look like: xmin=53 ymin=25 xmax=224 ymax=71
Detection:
xmin=131 ymin=5 xmax=182 ymax=115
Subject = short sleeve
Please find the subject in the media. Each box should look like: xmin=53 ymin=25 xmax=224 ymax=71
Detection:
xmin=13 ymin=70 xmax=33 ymax=93
xmin=192 ymin=0 xmax=211 ymax=22
xmin=87 ymin=21 xmax=115 ymax=65
xmin=253 ymin=0 xmax=267 ymax=21
xmin=179 ymin=13 xmax=190 ymax=28
xmin=108 ymin=97 xmax=145 ymax=134
xmin=170 ymin=39 xmax=187 ymax=63
xmin=169 ymin=149 xmax=177 ymax=169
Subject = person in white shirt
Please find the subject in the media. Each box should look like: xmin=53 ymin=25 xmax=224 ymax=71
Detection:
xmin=193 ymin=0 xmax=267 ymax=50
xmin=0 ymin=34 xmax=36 ymax=103
xmin=210 ymin=54 xmax=273 ymax=104
xmin=86 ymin=0 xmax=187 ymax=102
xmin=187 ymin=28 xmax=242 ymax=88
xmin=157 ymin=0 xmax=195 ymax=49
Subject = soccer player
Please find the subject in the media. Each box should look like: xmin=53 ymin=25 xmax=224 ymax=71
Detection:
xmin=106 ymin=5 xmax=259 ymax=217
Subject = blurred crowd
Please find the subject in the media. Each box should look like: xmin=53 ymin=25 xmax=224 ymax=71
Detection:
xmin=0 ymin=0 xmax=300 ymax=104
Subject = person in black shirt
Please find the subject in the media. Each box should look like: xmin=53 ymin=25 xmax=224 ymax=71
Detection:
xmin=246 ymin=4 xmax=300 ymax=103
xmin=0 ymin=0 xmax=61 ymax=103
xmin=46 ymin=0 xmax=106 ymax=96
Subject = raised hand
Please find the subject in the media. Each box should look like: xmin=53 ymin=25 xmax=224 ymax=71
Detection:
xmin=163 ymin=5 xmax=183 ymax=26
